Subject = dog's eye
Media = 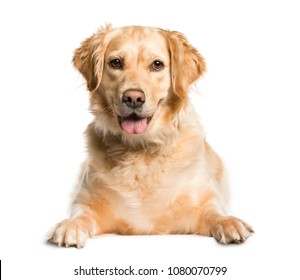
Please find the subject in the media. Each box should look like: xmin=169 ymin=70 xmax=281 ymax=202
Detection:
xmin=151 ymin=60 xmax=164 ymax=71
xmin=109 ymin=58 xmax=123 ymax=69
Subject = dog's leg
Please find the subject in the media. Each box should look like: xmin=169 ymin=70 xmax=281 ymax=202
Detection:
xmin=47 ymin=206 xmax=96 ymax=248
xmin=48 ymin=164 xmax=99 ymax=248
xmin=48 ymin=162 xmax=131 ymax=247
xmin=196 ymin=193 xmax=253 ymax=244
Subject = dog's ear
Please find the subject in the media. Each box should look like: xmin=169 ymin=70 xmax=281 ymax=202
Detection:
xmin=166 ymin=31 xmax=206 ymax=99
xmin=73 ymin=25 xmax=112 ymax=92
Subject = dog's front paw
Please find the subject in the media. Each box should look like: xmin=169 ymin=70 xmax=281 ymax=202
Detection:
xmin=48 ymin=219 xmax=90 ymax=248
xmin=210 ymin=216 xmax=254 ymax=244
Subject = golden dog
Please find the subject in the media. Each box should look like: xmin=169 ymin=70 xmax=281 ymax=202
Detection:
xmin=48 ymin=25 xmax=253 ymax=247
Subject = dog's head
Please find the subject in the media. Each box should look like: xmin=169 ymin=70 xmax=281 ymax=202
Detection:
xmin=73 ymin=25 xmax=205 ymax=146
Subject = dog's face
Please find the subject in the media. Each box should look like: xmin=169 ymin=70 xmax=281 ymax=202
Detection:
xmin=73 ymin=25 xmax=206 ymax=144
xmin=101 ymin=27 xmax=171 ymax=135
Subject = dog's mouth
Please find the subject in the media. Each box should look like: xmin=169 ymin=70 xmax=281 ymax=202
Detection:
xmin=118 ymin=113 xmax=152 ymax=135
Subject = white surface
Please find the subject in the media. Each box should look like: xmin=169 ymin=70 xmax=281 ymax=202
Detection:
xmin=0 ymin=0 xmax=299 ymax=279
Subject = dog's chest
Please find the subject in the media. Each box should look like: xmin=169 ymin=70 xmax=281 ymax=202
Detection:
xmin=103 ymin=147 xmax=201 ymax=193
xmin=98 ymin=148 xmax=205 ymax=233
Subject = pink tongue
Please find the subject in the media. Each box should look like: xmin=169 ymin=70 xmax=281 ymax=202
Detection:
xmin=121 ymin=118 xmax=148 ymax=134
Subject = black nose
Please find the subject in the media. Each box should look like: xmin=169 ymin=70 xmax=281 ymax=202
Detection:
xmin=122 ymin=90 xmax=145 ymax=108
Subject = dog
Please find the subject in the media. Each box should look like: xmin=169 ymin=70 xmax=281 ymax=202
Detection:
xmin=48 ymin=24 xmax=253 ymax=248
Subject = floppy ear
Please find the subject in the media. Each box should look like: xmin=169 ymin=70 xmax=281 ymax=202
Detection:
xmin=166 ymin=31 xmax=206 ymax=99
xmin=73 ymin=25 xmax=112 ymax=92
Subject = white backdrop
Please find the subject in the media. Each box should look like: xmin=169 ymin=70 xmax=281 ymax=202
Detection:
xmin=1 ymin=0 xmax=300 ymax=279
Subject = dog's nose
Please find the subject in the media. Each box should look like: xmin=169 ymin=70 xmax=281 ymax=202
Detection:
xmin=122 ymin=90 xmax=145 ymax=108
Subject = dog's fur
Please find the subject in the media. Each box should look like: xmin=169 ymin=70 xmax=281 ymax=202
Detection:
xmin=48 ymin=25 xmax=253 ymax=247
